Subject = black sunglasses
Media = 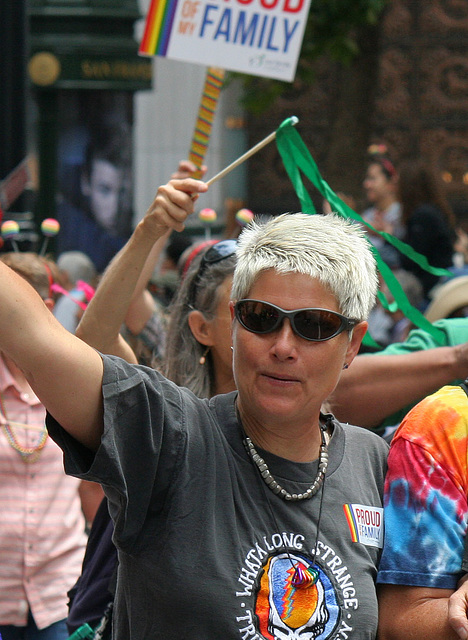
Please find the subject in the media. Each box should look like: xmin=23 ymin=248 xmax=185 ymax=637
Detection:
xmin=234 ymin=299 xmax=358 ymax=342
xmin=188 ymin=239 xmax=237 ymax=306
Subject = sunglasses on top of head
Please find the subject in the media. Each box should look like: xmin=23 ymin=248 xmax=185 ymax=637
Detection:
xmin=234 ymin=299 xmax=359 ymax=342
xmin=187 ymin=239 xmax=237 ymax=307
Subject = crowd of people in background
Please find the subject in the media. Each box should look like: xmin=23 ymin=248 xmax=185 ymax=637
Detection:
xmin=2 ymin=147 xmax=468 ymax=640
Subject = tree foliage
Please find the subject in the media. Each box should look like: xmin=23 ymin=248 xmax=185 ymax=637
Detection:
xmin=236 ymin=0 xmax=388 ymax=113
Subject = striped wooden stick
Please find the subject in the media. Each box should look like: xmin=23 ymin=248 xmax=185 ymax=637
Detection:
xmin=189 ymin=67 xmax=225 ymax=179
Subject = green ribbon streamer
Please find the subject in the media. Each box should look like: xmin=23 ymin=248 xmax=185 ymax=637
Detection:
xmin=275 ymin=117 xmax=447 ymax=346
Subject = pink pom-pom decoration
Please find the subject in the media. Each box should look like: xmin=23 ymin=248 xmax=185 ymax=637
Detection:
xmin=1 ymin=220 xmax=20 ymax=239
xmin=41 ymin=218 xmax=60 ymax=237
xmin=235 ymin=208 xmax=254 ymax=227
xmin=198 ymin=208 xmax=217 ymax=224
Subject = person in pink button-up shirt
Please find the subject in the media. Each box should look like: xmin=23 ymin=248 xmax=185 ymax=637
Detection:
xmin=0 ymin=252 xmax=101 ymax=640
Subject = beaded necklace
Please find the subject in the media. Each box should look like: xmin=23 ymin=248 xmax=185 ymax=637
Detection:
xmin=243 ymin=422 xmax=329 ymax=501
xmin=0 ymin=391 xmax=48 ymax=463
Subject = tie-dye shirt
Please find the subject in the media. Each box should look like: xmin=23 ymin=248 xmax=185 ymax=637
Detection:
xmin=377 ymin=384 xmax=468 ymax=589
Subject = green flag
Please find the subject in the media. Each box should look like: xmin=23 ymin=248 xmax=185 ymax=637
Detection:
xmin=275 ymin=117 xmax=450 ymax=346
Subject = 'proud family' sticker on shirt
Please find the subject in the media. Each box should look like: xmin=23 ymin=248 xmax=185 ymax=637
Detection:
xmin=343 ymin=504 xmax=384 ymax=548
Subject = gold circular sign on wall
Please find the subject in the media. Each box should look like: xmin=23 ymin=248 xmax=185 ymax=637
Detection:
xmin=28 ymin=52 xmax=61 ymax=86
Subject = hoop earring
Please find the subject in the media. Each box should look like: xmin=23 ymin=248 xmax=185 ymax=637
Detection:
xmin=199 ymin=347 xmax=210 ymax=365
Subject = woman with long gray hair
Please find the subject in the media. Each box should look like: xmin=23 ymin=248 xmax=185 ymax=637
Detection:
xmin=163 ymin=239 xmax=237 ymax=398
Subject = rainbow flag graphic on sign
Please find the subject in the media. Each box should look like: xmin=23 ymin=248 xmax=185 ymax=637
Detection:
xmin=139 ymin=0 xmax=179 ymax=56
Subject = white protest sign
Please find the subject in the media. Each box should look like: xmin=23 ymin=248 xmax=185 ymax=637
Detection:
xmin=139 ymin=0 xmax=312 ymax=81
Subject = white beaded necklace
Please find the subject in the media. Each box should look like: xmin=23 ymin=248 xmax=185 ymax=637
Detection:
xmin=243 ymin=422 xmax=329 ymax=501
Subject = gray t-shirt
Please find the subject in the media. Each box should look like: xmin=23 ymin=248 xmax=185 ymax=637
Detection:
xmin=47 ymin=355 xmax=388 ymax=640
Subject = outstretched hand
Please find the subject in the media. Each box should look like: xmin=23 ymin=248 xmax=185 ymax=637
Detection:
xmin=143 ymin=177 xmax=208 ymax=237
xmin=449 ymin=575 xmax=468 ymax=639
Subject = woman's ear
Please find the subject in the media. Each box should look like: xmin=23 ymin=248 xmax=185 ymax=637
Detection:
xmin=345 ymin=321 xmax=368 ymax=367
xmin=188 ymin=309 xmax=214 ymax=347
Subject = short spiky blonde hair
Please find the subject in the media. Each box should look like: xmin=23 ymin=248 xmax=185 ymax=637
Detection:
xmin=232 ymin=213 xmax=378 ymax=321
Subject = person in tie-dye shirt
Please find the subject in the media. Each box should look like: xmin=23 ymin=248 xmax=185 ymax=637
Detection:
xmin=377 ymin=383 xmax=468 ymax=639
